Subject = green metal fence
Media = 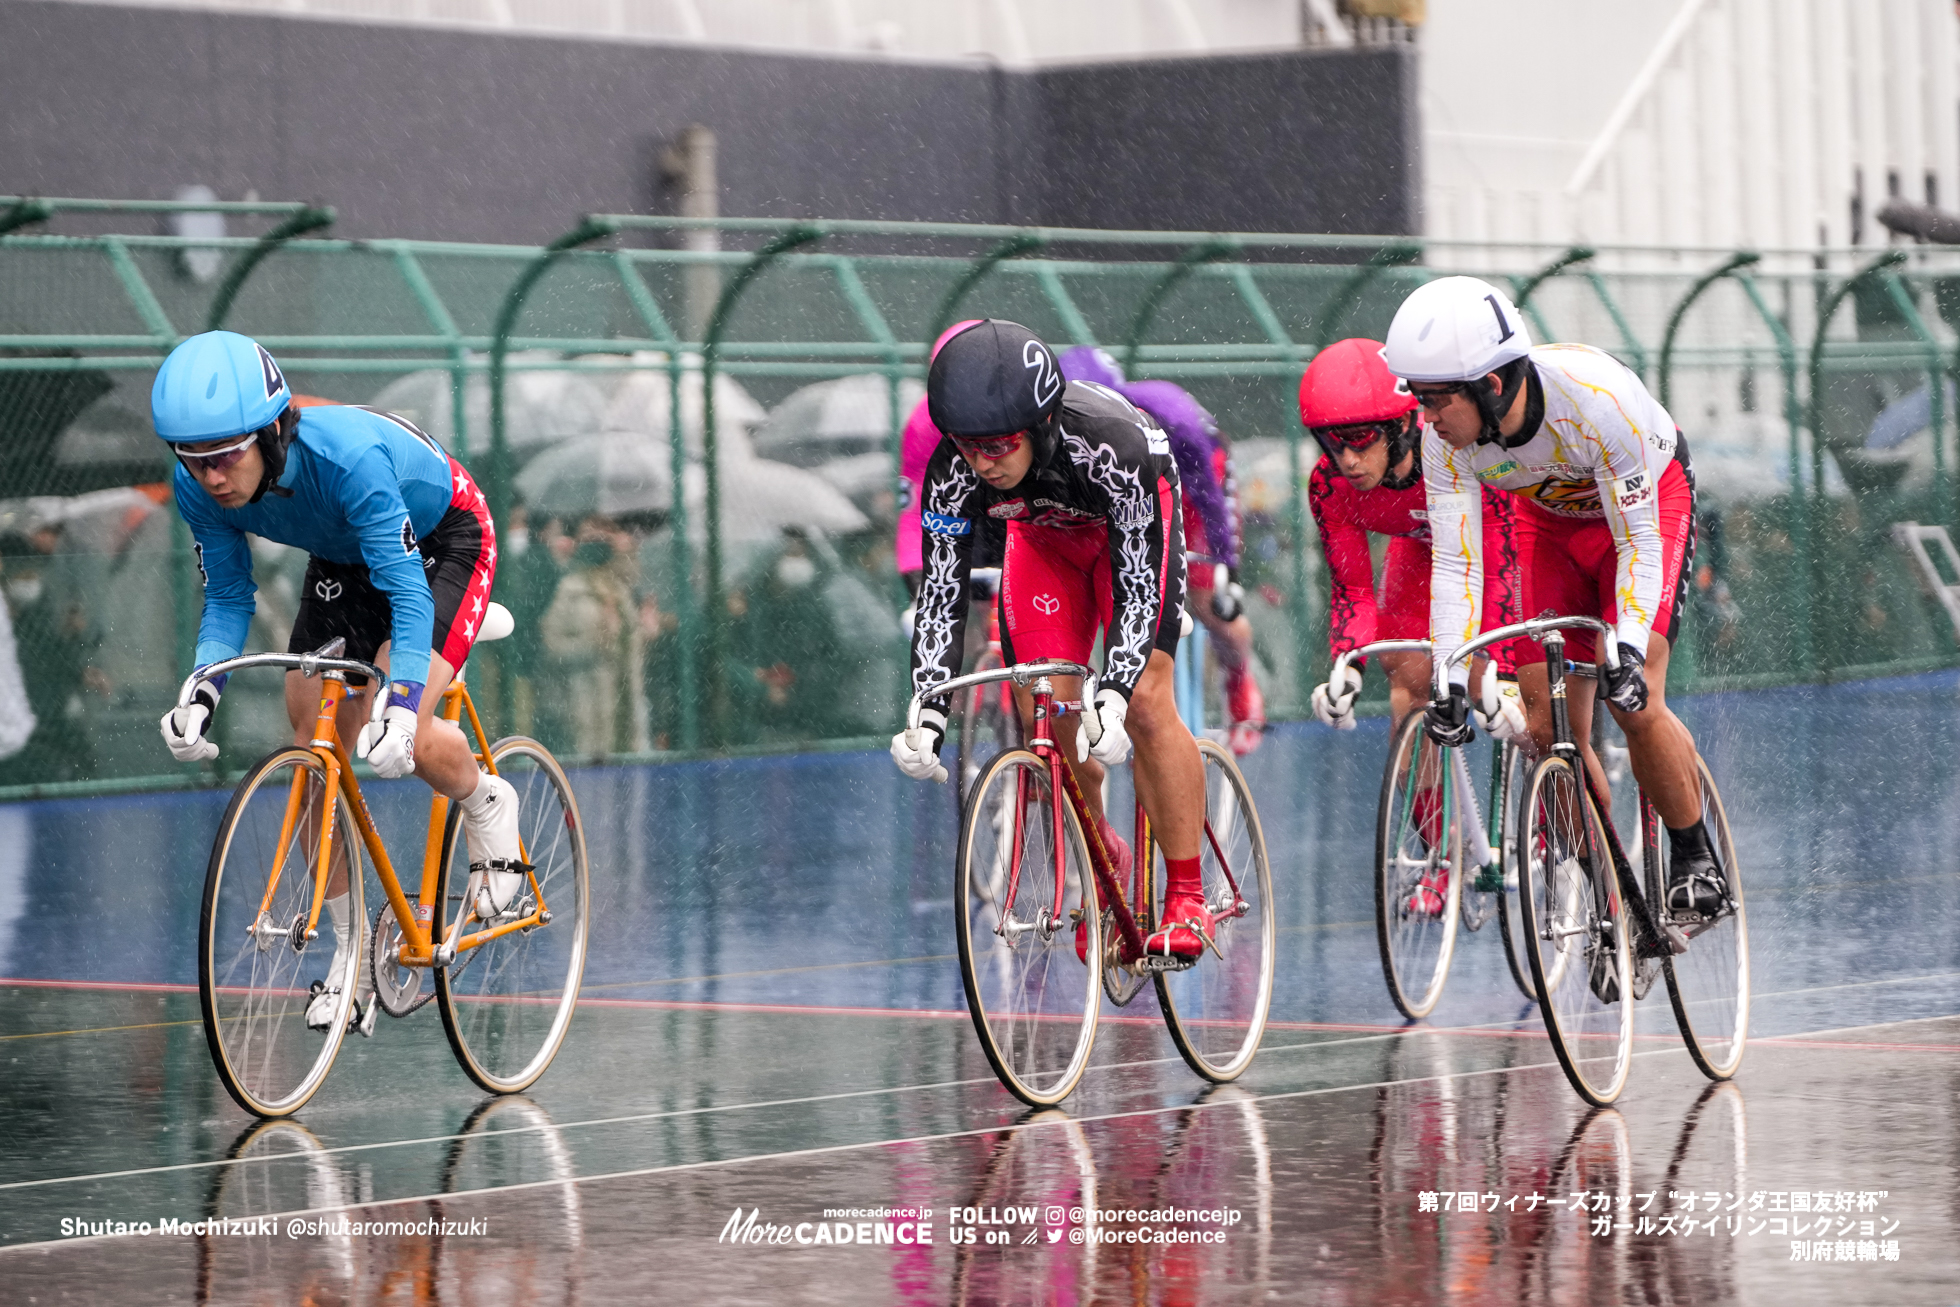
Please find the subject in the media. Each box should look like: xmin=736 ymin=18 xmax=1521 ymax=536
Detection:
xmin=3 ymin=205 xmax=1958 ymax=795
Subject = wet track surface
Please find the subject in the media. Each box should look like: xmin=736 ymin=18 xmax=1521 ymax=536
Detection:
xmin=2 ymin=671 xmax=1958 ymax=1303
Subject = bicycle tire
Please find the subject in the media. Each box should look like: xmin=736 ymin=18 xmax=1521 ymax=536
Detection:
xmin=1659 ymin=755 xmax=1749 ymax=1080
xmin=1492 ymin=741 xmax=1539 ymax=1002
xmin=956 ymin=651 xmax=1021 ymax=800
xmin=1101 ymin=807 xmax=1152 ymax=1008
xmin=1517 ymin=753 xmax=1633 ymax=1106
xmin=954 ymin=747 xmax=1100 ymax=1106
xmin=434 ymin=737 xmax=590 ymax=1095
xmin=199 ymin=746 xmax=363 ymax=1119
xmin=202 ymin=1118 xmax=355 ymax=1295
xmin=1374 ymin=713 xmax=1463 ymax=1019
xmin=1155 ymin=738 xmax=1276 ymax=1082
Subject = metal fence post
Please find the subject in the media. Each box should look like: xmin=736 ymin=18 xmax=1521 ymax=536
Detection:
xmin=1805 ymin=249 xmax=1909 ymax=675
xmin=204 ymin=206 xmax=335 ymax=332
xmin=699 ymin=224 xmax=824 ymax=745
xmin=487 ymin=216 xmax=617 ymax=527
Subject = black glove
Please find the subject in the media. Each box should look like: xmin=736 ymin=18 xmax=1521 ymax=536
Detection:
xmin=1210 ymin=580 xmax=1245 ymax=623
xmin=1423 ymin=685 xmax=1474 ymax=748
xmin=1601 ymin=642 xmax=1648 ymax=713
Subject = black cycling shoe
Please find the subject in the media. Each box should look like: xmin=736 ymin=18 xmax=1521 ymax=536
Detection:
xmin=1666 ymin=822 xmax=1729 ymax=919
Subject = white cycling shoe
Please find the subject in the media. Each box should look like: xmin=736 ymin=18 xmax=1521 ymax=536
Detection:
xmin=462 ymin=774 xmax=531 ymax=919
xmin=305 ymin=944 xmax=372 ymax=1033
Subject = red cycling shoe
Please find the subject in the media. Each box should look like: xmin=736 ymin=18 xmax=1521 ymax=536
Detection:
xmin=1405 ymin=866 xmax=1451 ymax=918
xmin=1076 ymin=820 xmax=1132 ymax=964
xmin=1146 ymin=888 xmax=1215 ymax=960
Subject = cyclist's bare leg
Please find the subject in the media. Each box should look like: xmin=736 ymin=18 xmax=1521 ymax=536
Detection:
xmin=1604 ymin=633 xmax=1700 ymax=828
xmin=1125 ymin=650 xmax=1203 ymax=861
xmin=1381 ymin=648 xmax=1432 ymax=734
xmin=1193 ymin=603 xmax=1253 ymax=675
xmin=1012 ymin=675 xmax=1108 ymax=829
xmin=1517 ymin=663 xmax=1612 ymax=801
xmin=1517 ymin=634 xmax=1697 ymax=824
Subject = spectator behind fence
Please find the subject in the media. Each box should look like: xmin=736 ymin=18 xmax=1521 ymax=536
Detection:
xmin=0 ymin=528 xmax=105 ymax=783
xmin=492 ymin=500 xmax=562 ymax=739
xmin=537 ymin=514 xmax=646 ymax=756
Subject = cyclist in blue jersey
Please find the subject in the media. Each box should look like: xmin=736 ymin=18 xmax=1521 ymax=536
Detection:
xmin=1057 ymin=348 xmax=1266 ymax=752
xmin=153 ymin=331 xmax=522 ymax=1032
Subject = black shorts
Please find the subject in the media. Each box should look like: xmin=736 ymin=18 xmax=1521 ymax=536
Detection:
xmin=287 ymin=503 xmax=496 ymax=686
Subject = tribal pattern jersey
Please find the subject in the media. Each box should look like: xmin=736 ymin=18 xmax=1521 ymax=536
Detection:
xmin=910 ymin=379 xmax=1183 ymax=707
xmin=1422 ymin=343 xmax=1688 ymax=687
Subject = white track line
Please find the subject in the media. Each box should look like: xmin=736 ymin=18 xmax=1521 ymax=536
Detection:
xmin=0 ymin=1025 xmax=1859 ymax=1256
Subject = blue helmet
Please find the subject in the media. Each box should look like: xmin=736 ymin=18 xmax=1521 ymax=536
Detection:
xmin=151 ymin=331 xmax=291 ymax=444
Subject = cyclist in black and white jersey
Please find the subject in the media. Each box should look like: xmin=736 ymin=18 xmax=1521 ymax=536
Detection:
xmin=891 ymin=319 xmax=1213 ymax=959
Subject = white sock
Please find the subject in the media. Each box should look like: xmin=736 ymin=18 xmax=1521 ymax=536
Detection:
xmin=459 ymin=773 xmax=520 ymax=865
xmin=325 ymin=892 xmax=352 ymax=953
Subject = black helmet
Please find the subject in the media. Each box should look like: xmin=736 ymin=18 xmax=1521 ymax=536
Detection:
xmin=927 ymin=320 xmax=1064 ymax=438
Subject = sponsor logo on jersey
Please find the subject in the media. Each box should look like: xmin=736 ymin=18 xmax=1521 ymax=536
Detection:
xmin=1032 ymin=594 xmax=1061 ymax=615
xmin=1611 ymin=471 xmax=1652 ymax=512
xmin=1475 ymin=460 xmax=1520 ymax=482
xmin=1407 ymin=508 xmax=1429 ymax=521
xmin=315 ymin=578 xmax=343 ymax=602
xmin=1141 ymin=424 xmax=1170 ymax=456
xmin=922 ymin=511 xmax=971 ymax=536
xmin=988 ymin=500 xmax=1028 ymax=519
xmin=1520 ymin=479 xmax=1602 ymax=512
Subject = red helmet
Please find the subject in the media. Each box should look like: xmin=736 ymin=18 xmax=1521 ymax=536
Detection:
xmin=1298 ymin=337 xmax=1417 ymax=428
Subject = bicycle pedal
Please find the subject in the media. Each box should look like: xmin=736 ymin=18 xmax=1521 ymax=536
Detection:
xmin=354 ymin=995 xmax=379 ymax=1038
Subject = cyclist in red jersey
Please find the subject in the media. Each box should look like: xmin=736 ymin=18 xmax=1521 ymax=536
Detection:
xmin=1302 ymin=338 xmax=1527 ymax=742
xmin=890 ymin=320 xmax=1213 ymax=959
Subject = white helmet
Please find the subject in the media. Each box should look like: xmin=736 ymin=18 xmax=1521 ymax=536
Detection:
xmin=1382 ymin=276 xmax=1532 ymax=383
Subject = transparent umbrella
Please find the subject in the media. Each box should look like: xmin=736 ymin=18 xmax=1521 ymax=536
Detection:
xmin=516 ymin=432 xmax=673 ymax=521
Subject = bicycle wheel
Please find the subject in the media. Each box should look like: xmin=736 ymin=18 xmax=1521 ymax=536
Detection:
xmin=1155 ymin=738 xmax=1275 ymax=1082
xmin=955 ymin=748 xmax=1100 ymax=1106
xmin=435 ymin=737 xmax=590 ymax=1095
xmin=1374 ymin=713 xmax=1462 ymax=1019
xmin=1457 ymin=739 xmax=1499 ymax=936
xmin=956 ymin=652 xmax=1021 ymax=798
xmin=1492 ymin=741 xmax=1539 ymax=1001
xmin=1517 ymin=753 xmax=1633 ymax=1106
xmin=1660 ymin=755 xmax=1748 ymax=1080
xmin=1100 ymin=807 xmax=1152 ymax=1008
xmin=199 ymin=747 xmax=364 ymax=1118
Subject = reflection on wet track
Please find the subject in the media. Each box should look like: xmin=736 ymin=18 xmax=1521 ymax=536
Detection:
xmin=1 ymin=672 xmax=1957 ymax=1303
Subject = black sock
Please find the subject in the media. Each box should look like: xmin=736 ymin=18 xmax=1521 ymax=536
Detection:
xmin=1666 ymin=819 xmax=1712 ymax=863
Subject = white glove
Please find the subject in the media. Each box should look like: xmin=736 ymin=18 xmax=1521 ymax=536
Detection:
xmin=160 ymin=677 xmax=221 ymax=762
xmin=1475 ymin=663 xmax=1530 ymax=745
xmin=1077 ymin=687 xmax=1132 ymax=766
xmin=890 ymin=707 xmax=947 ymax=782
xmin=1311 ymin=665 xmax=1364 ymax=732
xmin=357 ymin=703 xmax=420 ymax=779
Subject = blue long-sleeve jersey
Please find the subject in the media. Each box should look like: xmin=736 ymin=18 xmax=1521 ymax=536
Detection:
xmin=175 ymin=404 xmax=455 ymax=687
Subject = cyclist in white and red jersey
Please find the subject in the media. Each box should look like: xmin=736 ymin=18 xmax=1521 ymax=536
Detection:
xmin=890 ymin=320 xmax=1213 ymax=960
xmin=1055 ymin=347 xmax=1266 ymax=754
xmin=1300 ymin=336 xmax=1527 ymax=742
xmin=1384 ymin=277 xmax=1726 ymax=921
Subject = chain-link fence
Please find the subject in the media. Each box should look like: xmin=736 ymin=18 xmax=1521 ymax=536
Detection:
xmin=3 ymin=206 xmax=1958 ymax=795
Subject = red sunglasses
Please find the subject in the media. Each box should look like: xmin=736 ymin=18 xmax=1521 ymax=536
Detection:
xmin=949 ymin=430 xmax=1028 ymax=462
xmin=1309 ymin=419 xmax=1404 ymax=458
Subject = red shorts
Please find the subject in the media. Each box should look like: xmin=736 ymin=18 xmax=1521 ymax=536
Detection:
xmin=1515 ymin=458 xmax=1695 ymax=664
xmin=1377 ymin=531 xmax=1524 ymax=674
xmin=998 ymin=506 xmax=1185 ymax=672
